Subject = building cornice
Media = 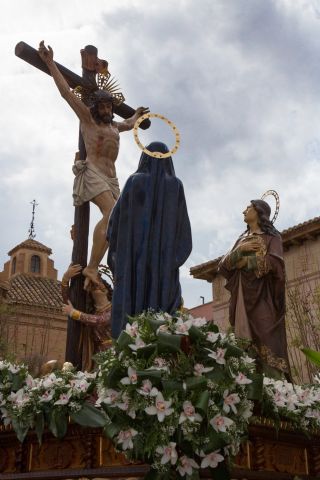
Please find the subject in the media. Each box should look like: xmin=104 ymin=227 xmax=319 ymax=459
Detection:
xmin=190 ymin=216 xmax=320 ymax=282
xmin=8 ymin=239 xmax=52 ymax=256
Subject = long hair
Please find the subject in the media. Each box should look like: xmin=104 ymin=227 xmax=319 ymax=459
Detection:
xmin=85 ymin=277 xmax=113 ymax=313
xmin=100 ymin=278 xmax=113 ymax=302
xmin=247 ymin=199 xmax=280 ymax=236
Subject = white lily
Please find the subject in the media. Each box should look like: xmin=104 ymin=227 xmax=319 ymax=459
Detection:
xmin=234 ymin=372 xmax=252 ymax=385
xmin=206 ymin=332 xmax=220 ymax=343
xmin=199 ymin=449 xmax=224 ymax=468
xmin=174 ymin=318 xmax=193 ymax=335
xmin=210 ymin=414 xmax=234 ymax=433
xmin=116 ymin=428 xmax=138 ymax=450
xmin=137 ymin=379 xmax=159 ymax=397
xmin=116 ymin=393 xmax=136 ymax=418
xmin=96 ymin=388 xmax=120 ymax=406
xmin=193 ymin=363 xmax=213 ymax=376
xmin=179 ymin=401 xmax=202 ymax=424
xmin=54 ymin=391 xmax=72 ymax=405
xmin=207 ymin=347 xmax=226 ymax=365
xmin=223 ymin=390 xmax=241 ymax=414
xmin=129 ymin=335 xmax=147 ymax=351
xmin=39 ymin=390 xmax=54 ymax=403
xmin=156 ymin=442 xmax=178 ymax=465
xmin=125 ymin=321 xmax=139 ymax=337
xmin=145 ymin=392 xmax=173 ymax=422
xmin=177 ymin=455 xmax=199 ymax=477
xmin=120 ymin=367 xmax=137 ymax=385
xmin=7 ymin=388 xmax=30 ymax=407
xmin=191 ymin=316 xmax=207 ymax=327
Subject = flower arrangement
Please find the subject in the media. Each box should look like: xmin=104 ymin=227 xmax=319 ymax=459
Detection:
xmin=2 ymin=312 xmax=320 ymax=479
xmin=95 ymin=311 xmax=261 ymax=479
xmin=262 ymin=377 xmax=320 ymax=430
xmin=0 ymin=360 xmax=105 ymax=442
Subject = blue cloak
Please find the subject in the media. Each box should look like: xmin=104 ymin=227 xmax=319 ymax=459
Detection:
xmin=107 ymin=142 xmax=192 ymax=338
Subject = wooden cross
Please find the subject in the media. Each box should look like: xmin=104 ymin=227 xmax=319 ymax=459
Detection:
xmin=15 ymin=42 xmax=150 ymax=369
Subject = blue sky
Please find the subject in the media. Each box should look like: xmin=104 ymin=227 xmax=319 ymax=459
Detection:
xmin=1 ymin=0 xmax=320 ymax=307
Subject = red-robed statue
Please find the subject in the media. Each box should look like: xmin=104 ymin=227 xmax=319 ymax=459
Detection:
xmin=219 ymin=199 xmax=290 ymax=378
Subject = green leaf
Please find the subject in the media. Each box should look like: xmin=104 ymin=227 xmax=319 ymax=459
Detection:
xmin=162 ymin=379 xmax=184 ymax=395
xmin=206 ymin=431 xmax=228 ymax=452
xmin=205 ymin=368 xmax=225 ymax=383
xmin=224 ymin=344 xmax=244 ymax=358
xmin=11 ymin=374 xmax=24 ymax=392
xmin=185 ymin=376 xmax=207 ymax=390
xmin=247 ymin=373 xmax=263 ymax=401
xmin=188 ymin=325 xmax=204 ymax=342
xmin=301 ymin=347 xmax=320 ymax=367
xmin=133 ymin=433 xmax=145 ymax=459
xmin=208 ymin=323 xmax=219 ymax=333
xmin=107 ymin=365 xmax=126 ymax=388
xmin=71 ymin=402 xmax=107 ymax=428
xmin=35 ymin=412 xmax=45 ymax=444
xmin=157 ymin=332 xmax=181 ymax=353
xmin=137 ymin=344 xmax=157 ymax=359
xmin=147 ymin=318 xmax=166 ymax=332
xmin=49 ymin=409 xmax=68 ymax=439
xmin=11 ymin=418 xmax=29 ymax=443
xmin=137 ymin=369 xmax=162 ymax=383
xmin=195 ymin=390 xmax=209 ymax=414
xmin=104 ymin=422 xmax=121 ymax=439
xmin=117 ymin=331 xmax=133 ymax=349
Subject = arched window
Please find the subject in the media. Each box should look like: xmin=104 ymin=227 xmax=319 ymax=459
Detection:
xmin=30 ymin=255 xmax=41 ymax=273
xmin=11 ymin=257 xmax=16 ymax=274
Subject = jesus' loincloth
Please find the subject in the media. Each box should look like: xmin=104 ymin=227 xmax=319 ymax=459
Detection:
xmin=72 ymin=160 xmax=120 ymax=206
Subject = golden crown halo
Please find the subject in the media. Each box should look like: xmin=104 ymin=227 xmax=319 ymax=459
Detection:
xmin=133 ymin=113 xmax=180 ymax=159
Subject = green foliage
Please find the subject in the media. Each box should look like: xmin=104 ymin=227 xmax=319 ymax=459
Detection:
xmin=301 ymin=347 xmax=320 ymax=367
xmin=70 ymin=402 xmax=107 ymax=428
xmin=4 ymin=310 xmax=320 ymax=480
xmin=95 ymin=310 xmax=258 ymax=479
xmin=49 ymin=408 xmax=68 ymax=439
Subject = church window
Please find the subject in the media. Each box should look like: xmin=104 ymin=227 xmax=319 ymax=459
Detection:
xmin=30 ymin=255 xmax=41 ymax=273
xmin=11 ymin=257 xmax=16 ymax=274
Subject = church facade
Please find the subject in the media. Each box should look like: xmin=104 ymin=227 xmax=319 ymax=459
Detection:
xmin=0 ymin=239 xmax=66 ymax=372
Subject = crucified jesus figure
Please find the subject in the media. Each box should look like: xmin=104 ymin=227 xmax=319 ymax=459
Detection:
xmin=38 ymin=41 xmax=149 ymax=288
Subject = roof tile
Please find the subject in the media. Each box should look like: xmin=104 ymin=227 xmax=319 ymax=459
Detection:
xmin=7 ymin=274 xmax=62 ymax=308
xmin=8 ymin=239 xmax=52 ymax=256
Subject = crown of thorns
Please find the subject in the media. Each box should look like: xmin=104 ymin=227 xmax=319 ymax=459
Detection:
xmin=73 ymin=72 xmax=125 ymax=106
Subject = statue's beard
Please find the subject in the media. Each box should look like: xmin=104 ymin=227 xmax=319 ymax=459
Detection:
xmin=97 ymin=113 xmax=112 ymax=125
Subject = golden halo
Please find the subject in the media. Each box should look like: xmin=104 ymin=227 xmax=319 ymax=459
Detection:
xmin=261 ymin=189 xmax=280 ymax=224
xmin=133 ymin=113 xmax=180 ymax=159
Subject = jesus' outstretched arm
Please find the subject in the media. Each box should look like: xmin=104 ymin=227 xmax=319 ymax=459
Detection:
xmin=38 ymin=41 xmax=91 ymax=123
xmin=116 ymin=106 xmax=150 ymax=132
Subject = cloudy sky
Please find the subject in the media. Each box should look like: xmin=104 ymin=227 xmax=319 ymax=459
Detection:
xmin=1 ymin=0 xmax=320 ymax=307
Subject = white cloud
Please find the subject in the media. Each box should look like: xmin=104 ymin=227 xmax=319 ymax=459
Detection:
xmin=0 ymin=0 xmax=319 ymax=309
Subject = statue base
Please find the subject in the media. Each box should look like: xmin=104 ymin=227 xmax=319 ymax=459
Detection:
xmin=0 ymin=418 xmax=319 ymax=479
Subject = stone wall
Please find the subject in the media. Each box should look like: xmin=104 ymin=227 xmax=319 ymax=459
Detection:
xmin=1 ymin=305 xmax=67 ymax=370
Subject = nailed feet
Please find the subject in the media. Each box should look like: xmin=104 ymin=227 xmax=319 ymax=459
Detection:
xmin=82 ymin=266 xmax=100 ymax=291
